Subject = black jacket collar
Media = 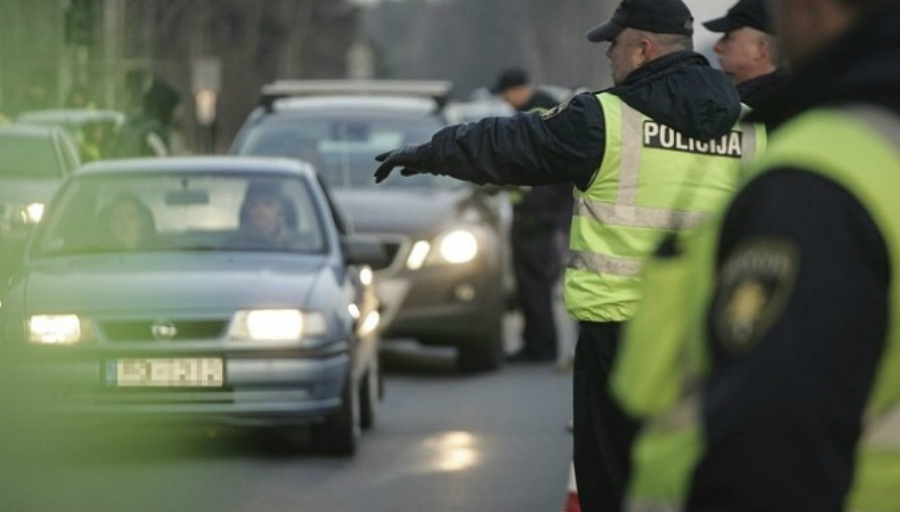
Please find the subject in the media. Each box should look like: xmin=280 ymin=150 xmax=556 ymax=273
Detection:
xmin=748 ymin=3 xmax=900 ymax=130
xmin=608 ymin=51 xmax=742 ymax=140
xmin=737 ymin=68 xmax=790 ymax=109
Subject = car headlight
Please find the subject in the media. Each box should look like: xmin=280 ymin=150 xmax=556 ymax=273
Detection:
xmin=26 ymin=315 xmax=92 ymax=345
xmin=438 ymin=229 xmax=479 ymax=264
xmin=24 ymin=202 xmax=45 ymax=224
xmin=10 ymin=202 xmax=45 ymax=227
xmin=359 ymin=266 xmax=374 ymax=286
xmin=406 ymin=241 xmax=431 ymax=270
xmin=230 ymin=309 xmax=327 ymax=341
xmin=358 ymin=311 xmax=380 ymax=337
xmin=406 ymin=229 xmax=481 ymax=270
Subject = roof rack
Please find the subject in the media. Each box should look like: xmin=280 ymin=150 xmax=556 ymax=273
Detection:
xmin=260 ymin=80 xmax=454 ymax=111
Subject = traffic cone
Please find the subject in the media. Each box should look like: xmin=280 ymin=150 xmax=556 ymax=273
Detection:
xmin=562 ymin=460 xmax=581 ymax=512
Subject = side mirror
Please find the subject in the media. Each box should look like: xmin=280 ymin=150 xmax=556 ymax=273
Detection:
xmin=341 ymin=235 xmax=388 ymax=268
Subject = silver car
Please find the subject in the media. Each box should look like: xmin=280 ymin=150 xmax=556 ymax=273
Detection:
xmin=0 ymin=124 xmax=81 ymax=288
xmin=0 ymin=157 xmax=385 ymax=456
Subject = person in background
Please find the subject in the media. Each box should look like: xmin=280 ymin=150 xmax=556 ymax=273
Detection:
xmin=493 ymin=67 xmax=574 ymax=363
xmin=119 ymin=79 xmax=181 ymax=157
xmin=705 ymin=0 xmax=789 ymax=110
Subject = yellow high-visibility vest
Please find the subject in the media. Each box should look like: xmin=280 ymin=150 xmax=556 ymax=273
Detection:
xmin=565 ymin=93 xmax=765 ymax=322
xmin=615 ymin=105 xmax=900 ymax=511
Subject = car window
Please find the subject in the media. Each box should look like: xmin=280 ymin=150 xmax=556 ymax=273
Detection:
xmin=35 ymin=172 xmax=327 ymax=257
xmin=237 ymin=113 xmax=460 ymax=190
xmin=0 ymin=134 xmax=63 ymax=179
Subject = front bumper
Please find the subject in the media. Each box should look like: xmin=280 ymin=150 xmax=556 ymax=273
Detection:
xmin=377 ymin=260 xmax=503 ymax=346
xmin=10 ymin=343 xmax=350 ymax=426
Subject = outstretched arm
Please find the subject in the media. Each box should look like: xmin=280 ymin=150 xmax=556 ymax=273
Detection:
xmin=376 ymin=93 xmax=606 ymax=190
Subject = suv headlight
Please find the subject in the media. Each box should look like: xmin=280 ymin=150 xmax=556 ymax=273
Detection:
xmin=26 ymin=315 xmax=93 ymax=345
xmin=230 ymin=309 xmax=327 ymax=341
xmin=406 ymin=229 xmax=480 ymax=270
xmin=439 ymin=230 xmax=479 ymax=264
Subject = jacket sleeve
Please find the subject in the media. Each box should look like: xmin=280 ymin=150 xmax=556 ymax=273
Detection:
xmin=428 ymin=92 xmax=606 ymax=191
xmin=686 ymin=170 xmax=890 ymax=511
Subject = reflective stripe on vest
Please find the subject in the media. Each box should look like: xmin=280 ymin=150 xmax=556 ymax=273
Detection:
xmin=618 ymin=104 xmax=900 ymax=511
xmin=564 ymin=93 xmax=764 ymax=322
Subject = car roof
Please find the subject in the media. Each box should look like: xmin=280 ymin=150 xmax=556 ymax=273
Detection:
xmin=75 ymin=156 xmax=317 ymax=179
xmin=17 ymin=109 xmax=126 ymax=126
xmin=270 ymin=96 xmax=439 ymax=117
xmin=0 ymin=124 xmax=59 ymax=139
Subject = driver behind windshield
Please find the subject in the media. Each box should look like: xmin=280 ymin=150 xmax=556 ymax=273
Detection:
xmin=98 ymin=192 xmax=156 ymax=250
xmin=232 ymin=181 xmax=305 ymax=250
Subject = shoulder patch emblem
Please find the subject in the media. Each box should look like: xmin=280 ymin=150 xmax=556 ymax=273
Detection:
xmin=540 ymin=100 xmax=571 ymax=121
xmin=713 ymin=236 xmax=800 ymax=354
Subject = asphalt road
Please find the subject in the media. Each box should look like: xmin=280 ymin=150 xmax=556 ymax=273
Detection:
xmin=0 ymin=325 xmax=573 ymax=512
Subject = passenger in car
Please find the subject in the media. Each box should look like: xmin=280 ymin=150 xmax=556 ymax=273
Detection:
xmin=233 ymin=181 xmax=306 ymax=250
xmin=99 ymin=192 xmax=156 ymax=250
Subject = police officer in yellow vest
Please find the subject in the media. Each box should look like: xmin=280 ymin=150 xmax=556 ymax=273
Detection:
xmin=374 ymin=1 xmax=764 ymax=509
xmin=613 ymin=0 xmax=900 ymax=509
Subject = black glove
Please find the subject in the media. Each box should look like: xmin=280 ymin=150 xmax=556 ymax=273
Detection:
xmin=374 ymin=143 xmax=434 ymax=184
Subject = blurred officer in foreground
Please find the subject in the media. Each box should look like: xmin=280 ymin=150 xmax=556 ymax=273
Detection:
xmin=494 ymin=68 xmax=573 ymax=363
xmin=375 ymin=0 xmax=764 ymax=509
xmin=613 ymin=0 xmax=900 ymax=510
xmin=704 ymin=0 xmax=789 ymax=110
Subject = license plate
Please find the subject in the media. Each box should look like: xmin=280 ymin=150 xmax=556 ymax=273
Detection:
xmin=108 ymin=358 xmax=224 ymax=388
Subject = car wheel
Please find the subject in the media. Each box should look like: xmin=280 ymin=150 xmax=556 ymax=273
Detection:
xmin=457 ymin=315 xmax=504 ymax=374
xmin=359 ymin=358 xmax=380 ymax=430
xmin=311 ymin=375 xmax=360 ymax=457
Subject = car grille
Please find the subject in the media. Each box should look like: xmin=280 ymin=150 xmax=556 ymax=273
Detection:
xmin=101 ymin=320 xmax=228 ymax=342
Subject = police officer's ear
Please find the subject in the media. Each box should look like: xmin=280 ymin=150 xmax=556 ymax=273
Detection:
xmin=636 ymin=36 xmax=655 ymax=66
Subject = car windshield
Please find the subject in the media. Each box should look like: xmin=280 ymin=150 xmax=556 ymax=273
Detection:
xmin=0 ymin=135 xmax=61 ymax=179
xmin=238 ymin=113 xmax=458 ymax=190
xmin=35 ymin=172 xmax=327 ymax=257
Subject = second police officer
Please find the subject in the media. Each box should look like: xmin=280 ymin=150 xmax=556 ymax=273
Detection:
xmin=493 ymin=68 xmax=574 ymax=363
xmin=374 ymin=0 xmax=766 ymax=510
xmin=704 ymin=0 xmax=790 ymax=111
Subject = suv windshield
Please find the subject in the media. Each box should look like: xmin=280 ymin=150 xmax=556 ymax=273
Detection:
xmin=0 ymin=135 xmax=62 ymax=179
xmin=35 ymin=172 xmax=326 ymax=257
xmin=238 ymin=112 xmax=457 ymax=189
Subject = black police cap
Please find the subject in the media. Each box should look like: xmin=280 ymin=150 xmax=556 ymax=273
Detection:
xmin=703 ymin=0 xmax=774 ymax=35
xmin=586 ymin=0 xmax=694 ymax=43
xmin=492 ymin=68 xmax=530 ymax=94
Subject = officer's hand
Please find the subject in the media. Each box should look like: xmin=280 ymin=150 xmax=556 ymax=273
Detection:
xmin=374 ymin=143 xmax=432 ymax=184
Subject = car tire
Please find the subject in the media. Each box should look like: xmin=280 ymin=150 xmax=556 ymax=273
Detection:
xmin=457 ymin=315 xmax=504 ymax=374
xmin=311 ymin=375 xmax=360 ymax=457
xmin=359 ymin=358 xmax=380 ymax=431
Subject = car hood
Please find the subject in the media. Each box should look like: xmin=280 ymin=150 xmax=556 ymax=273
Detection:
xmin=333 ymin=188 xmax=467 ymax=236
xmin=0 ymin=178 xmax=62 ymax=204
xmin=24 ymin=252 xmax=328 ymax=315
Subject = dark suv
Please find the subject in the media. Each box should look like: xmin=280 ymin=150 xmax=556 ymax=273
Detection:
xmin=232 ymin=80 xmax=510 ymax=372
